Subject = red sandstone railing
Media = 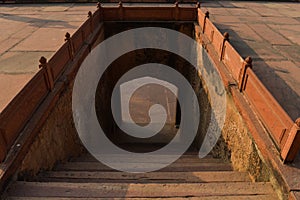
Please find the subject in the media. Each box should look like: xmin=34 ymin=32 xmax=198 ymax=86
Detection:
xmin=0 ymin=3 xmax=299 ymax=165
xmin=98 ymin=2 xmax=197 ymax=21
xmin=197 ymin=8 xmax=300 ymax=162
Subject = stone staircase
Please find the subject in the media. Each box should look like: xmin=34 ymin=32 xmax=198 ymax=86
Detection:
xmin=4 ymin=145 xmax=278 ymax=199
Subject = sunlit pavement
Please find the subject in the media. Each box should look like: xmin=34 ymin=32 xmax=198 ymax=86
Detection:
xmin=0 ymin=3 xmax=96 ymax=111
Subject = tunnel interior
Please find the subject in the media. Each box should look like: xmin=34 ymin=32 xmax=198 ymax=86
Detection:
xmin=95 ymin=22 xmax=212 ymax=153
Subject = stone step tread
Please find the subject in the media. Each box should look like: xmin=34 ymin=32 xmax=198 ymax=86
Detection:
xmin=54 ymin=161 xmax=233 ymax=172
xmin=69 ymin=153 xmax=219 ymax=163
xmin=6 ymin=195 xmax=278 ymax=200
xmin=35 ymin=171 xmax=251 ymax=183
xmin=7 ymin=182 xmax=276 ymax=198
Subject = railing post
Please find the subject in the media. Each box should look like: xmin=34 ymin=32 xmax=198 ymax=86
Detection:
xmin=39 ymin=56 xmax=54 ymax=91
xmin=174 ymin=1 xmax=179 ymax=21
xmin=220 ymin=32 xmax=229 ymax=61
xmin=65 ymin=32 xmax=74 ymax=60
xmin=238 ymin=56 xmax=252 ymax=92
xmin=281 ymin=118 xmax=300 ymax=162
xmin=97 ymin=2 xmax=104 ymax=20
xmin=195 ymin=2 xmax=201 ymax=23
xmin=203 ymin=11 xmax=209 ymax=33
xmin=118 ymin=1 xmax=124 ymax=20
xmin=88 ymin=11 xmax=93 ymax=34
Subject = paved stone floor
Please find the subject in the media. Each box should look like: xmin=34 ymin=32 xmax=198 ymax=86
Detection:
xmin=200 ymin=1 xmax=300 ymax=121
xmin=0 ymin=3 xmax=97 ymax=111
xmin=0 ymin=2 xmax=299 ymax=122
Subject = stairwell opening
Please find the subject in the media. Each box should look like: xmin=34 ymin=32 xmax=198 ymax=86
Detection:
xmin=95 ymin=22 xmax=211 ymax=153
xmin=16 ymin=20 xmax=270 ymax=186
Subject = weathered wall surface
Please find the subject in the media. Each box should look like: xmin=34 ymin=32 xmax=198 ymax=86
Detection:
xmin=19 ymin=86 xmax=85 ymax=177
xmin=211 ymin=94 xmax=270 ymax=181
xmin=192 ymin=28 xmax=270 ymax=182
xmin=17 ymin=26 xmax=106 ymax=177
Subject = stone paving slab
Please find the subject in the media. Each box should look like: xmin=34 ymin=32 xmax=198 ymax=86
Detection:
xmin=0 ymin=38 xmax=20 ymax=55
xmin=0 ymin=3 xmax=96 ymax=112
xmin=201 ymin=1 xmax=300 ymax=121
xmin=0 ymin=73 xmax=34 ymax=110
xmin=269 ymin=24 xmax=300 ymax=46
xmin=11 ymin=22 xmax=83 ymax=51
xmin=0 ymin=51 xmax=54 ymax=73
xmin=248 ymin=24 xmax=291 ymax=45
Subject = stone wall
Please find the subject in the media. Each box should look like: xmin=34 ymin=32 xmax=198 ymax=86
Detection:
xmin=19 ymin=86 xmax=85 ymax=177
xmin=211 ymin=94 xmax=270 ymax=181
xmin=191 ymin=27 xmax=270 ymax=182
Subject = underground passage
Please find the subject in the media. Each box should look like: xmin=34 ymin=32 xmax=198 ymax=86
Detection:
xmin=93 ymin=22 xmax=207 ymax=154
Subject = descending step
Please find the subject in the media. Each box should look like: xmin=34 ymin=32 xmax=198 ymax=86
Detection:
xmin=53 ymin=161 xmax=233 ymax=172
xmin=7 ymin=182 xmax=276 ymax=198
xmin=4 ymin=150 xmax=278 ymax=199
xmin=36 ymin=171 xmax=251 ymax=183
